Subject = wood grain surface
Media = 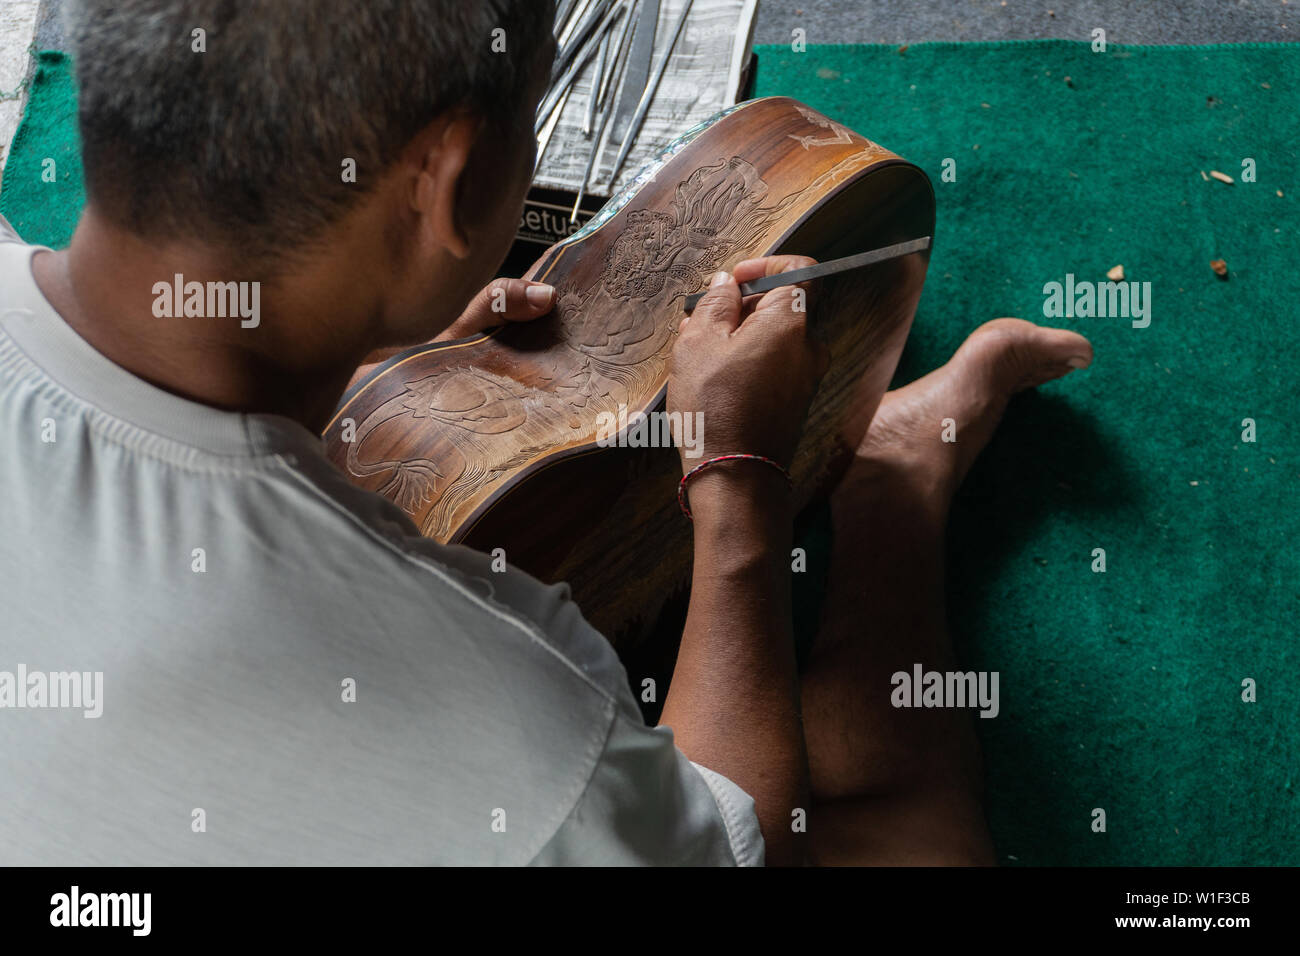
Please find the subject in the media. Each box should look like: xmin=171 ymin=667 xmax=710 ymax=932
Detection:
xmin=324 ymin=97 xmax=935 ymax=644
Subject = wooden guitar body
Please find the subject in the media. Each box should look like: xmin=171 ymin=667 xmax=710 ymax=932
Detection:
xmin=323 ymin=97 xmax=935 ymax=645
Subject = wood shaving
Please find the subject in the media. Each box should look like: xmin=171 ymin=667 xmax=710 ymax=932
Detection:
xmin=1107 ymin=264 xmax=1125 ymax=281
xmin=1210 ymin=170 xmax=1234 ymax=184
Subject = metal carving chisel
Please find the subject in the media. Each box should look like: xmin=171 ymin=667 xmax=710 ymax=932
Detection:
xmin=535 ymin=1 xmax=624 ymax=135
xmin=554 ymin=0 xmax=579 ymax=36
xmin=681 ymin=237 xmax=933 ymax=314
xmin=597 ymin=0 xmax=637 ymax=112
xmin=534 ymin=85 xmax=572 ymax=174
xmin=607 ymin=0 xmax=692 ymax=186
xmin=553 ymin=0 xmax=606 ymax=78
xmin=572 ymin=3 xmax=632 ymax=220
xmin=608 ymin=0 xmax=659 ymax=146
xmin=583 ymin=10 xmax=617 ymax=135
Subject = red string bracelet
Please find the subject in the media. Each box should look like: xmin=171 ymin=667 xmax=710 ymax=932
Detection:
xmin=678 ymin=453 xmax=792 ymax=519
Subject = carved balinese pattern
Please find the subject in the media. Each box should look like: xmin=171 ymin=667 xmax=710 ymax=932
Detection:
xmin=788 ymin=103 xmax=860 ymax=150
xmin=345 ymin=113 xmax=893 ymax=538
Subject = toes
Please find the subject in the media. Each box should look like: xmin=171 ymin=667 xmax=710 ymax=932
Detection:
xmin=959 ymin=318 xmax=1093 ymax=394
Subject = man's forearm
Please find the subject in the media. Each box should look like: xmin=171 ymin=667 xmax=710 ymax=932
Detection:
xmin=658 ymin=468 xmax=810 ymax=865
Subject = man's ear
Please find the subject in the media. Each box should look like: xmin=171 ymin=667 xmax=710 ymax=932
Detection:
xmin=410 ymin=111 xmax=481 ymax=261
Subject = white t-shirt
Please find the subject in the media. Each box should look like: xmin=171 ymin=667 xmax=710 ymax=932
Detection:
xmin=0 ymin=216 xmax=763 ymax=866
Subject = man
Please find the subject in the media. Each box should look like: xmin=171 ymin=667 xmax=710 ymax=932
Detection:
xmin=0 ymin=0 xmax=1091 ymax=865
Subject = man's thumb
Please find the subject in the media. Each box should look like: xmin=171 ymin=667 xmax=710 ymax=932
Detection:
xmin=473 ymin=278 xmax=555 ymax=322
xmin=687 ymin=271 xmax=741 ymax=332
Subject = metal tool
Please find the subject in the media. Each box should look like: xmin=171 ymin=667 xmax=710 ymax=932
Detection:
xmin=597 ymin=0 xmax=638 ymax=112
xmin=554 ymin=0 xmax=603 ymax=67
xmin=553 ymin=0 xmax=612 ymax=85
xmin=607 ymin=0 xmax=692 ymax=187
xmin=534 ymin=85 xmax=572 ymax=174
xmin=681 ymin=237 xmax=934 ymax=314
xmin=570 ymin=3 xmax=633 ymax=220
xmin=608 ymin=0 xmax=660 ymax=147
xmin=582 ymin=11 xmax=616 ymax=135
xmin=535 ymin=1 xmax=624 ymax=135
xmin=554 ymin=0 xmax=580 ymax=36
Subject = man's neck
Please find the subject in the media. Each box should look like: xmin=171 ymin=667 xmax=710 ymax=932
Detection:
xmin=30 ymin=208 xmax=383 ymax=434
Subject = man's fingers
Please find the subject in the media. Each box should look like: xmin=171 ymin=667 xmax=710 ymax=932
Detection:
xmin=685 ymin=271 xmax=742 ymax=334
xmin=732 ymin=255 xmax=818 ymax=285
xmin=438 ymin=278 xmax=555 ymax=341
xmin=467 ymin=278 xmax=556 ymax=323
xmin=740 ymin=286 xmax=813 ymax=344
xmin=732 ymin=256 xmax=820 ymax=318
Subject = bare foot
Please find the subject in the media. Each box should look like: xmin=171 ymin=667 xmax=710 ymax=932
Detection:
xmin=805 ymin=318 xmax=1093 ymax=821
xmin=840 ymin=318 xmax=1093 ymax=521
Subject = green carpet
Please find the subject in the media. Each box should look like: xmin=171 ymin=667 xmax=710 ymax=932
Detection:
xmin=755 ymin=40 xmax=1299 ymax=866
xmin=2 ymin=43 xmax=1296 ymax=866
xmin=0 ymin=52 xmax=82 ymax=244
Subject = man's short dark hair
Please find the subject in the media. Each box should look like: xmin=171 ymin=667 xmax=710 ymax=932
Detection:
xmin=67 ymin=0 xmax=553 ymax=264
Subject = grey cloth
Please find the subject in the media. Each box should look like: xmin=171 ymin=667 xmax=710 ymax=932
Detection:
xmin=0 ymin=217 xmax=763 ymax=866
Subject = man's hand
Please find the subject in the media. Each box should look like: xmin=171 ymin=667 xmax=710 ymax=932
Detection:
xmin=436 ymin=277 xmax=556 ymax=342
xmin=347 ymin=277 xmax=554 ymax=391
xmin=660 ymin=255 xmax=830 ymax=866
xmin=668 ymin=256 xmax=829 ymax=471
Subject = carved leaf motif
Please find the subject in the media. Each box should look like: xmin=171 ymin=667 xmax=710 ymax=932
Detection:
xmin=401 ymin=371 xmax=527 ymax=434
xmin=362 ymin=145 xmax=891 ymax=535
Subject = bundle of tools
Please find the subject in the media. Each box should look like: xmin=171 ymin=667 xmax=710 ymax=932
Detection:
xmin=537 ymin=0 xmax=695 ymax=221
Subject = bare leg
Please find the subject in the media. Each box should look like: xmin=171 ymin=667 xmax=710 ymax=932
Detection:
xmin=801 ymin=318 xmax=1093 ymax=865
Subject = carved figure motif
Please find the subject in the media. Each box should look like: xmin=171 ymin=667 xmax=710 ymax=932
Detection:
xmin=345 ymin=129 xmax=891 ymax=537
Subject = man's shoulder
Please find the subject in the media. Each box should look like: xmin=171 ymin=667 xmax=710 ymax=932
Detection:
xmin=0 ymin=216 xmax=39 ymax=291
xmin=208 ymin=453 xmax=643 ymax=863
xmin=0 ymin=398 xmax=637 ymax=864
xmin=280 ymin=447 xmax=633 ymax=707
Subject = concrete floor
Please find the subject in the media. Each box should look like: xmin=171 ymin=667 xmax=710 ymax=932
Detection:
xmin=2 ymin=0 xmax=1296 ymax=181
xmin=753 ymin=0 xmax=1295 ymax=44
xmin=28 ymin=0 xmax=1300 ymax=48
xmin=0 ymin=0 xmax=40 ymax=172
